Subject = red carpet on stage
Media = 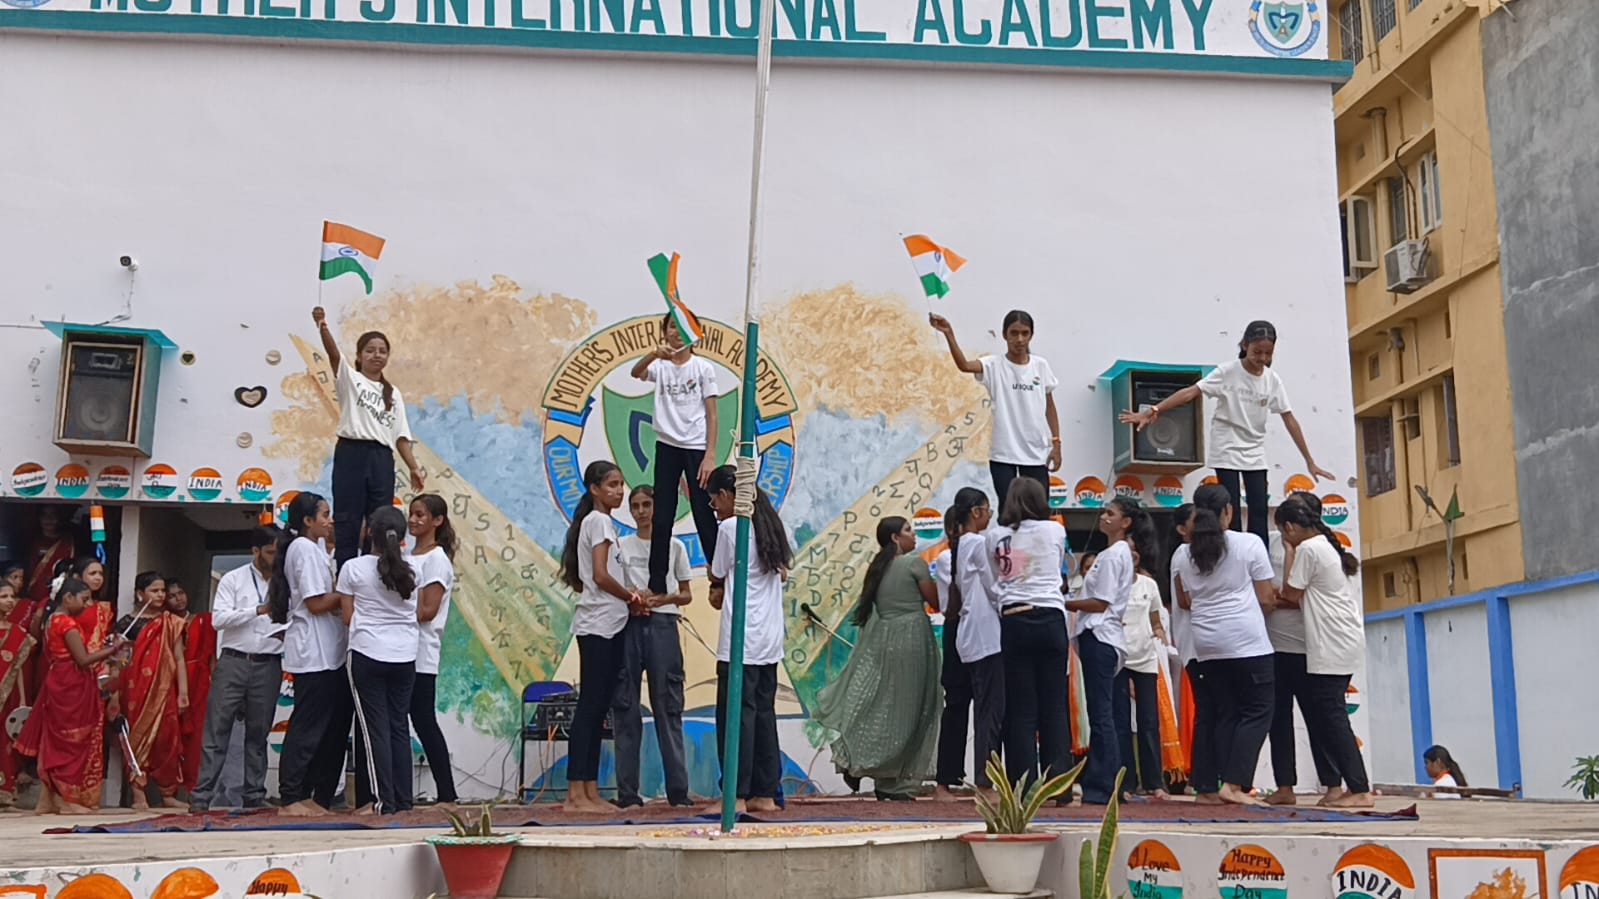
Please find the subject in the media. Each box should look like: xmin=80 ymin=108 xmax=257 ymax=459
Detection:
xmin=54 ymin=799 xmax=1419 ymax=834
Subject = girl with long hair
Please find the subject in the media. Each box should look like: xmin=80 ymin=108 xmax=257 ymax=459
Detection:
xmin=930 ymin=310 xmax=1061 ymax=509
xmin=559 ymin=460 xmax=634 ymax=814
xmin=16 ymin=579 xmax=125 ymax=814
xmin=273 ymin=492 xmax=352 ymax=817
xmin=314 ymin=306 xmax=426 ymax=571
xmin=121 ymin=571 xmax=189 ymax=810
xmin=1168 ymin=503 xmax=1199 ymax=779
xmin=705 ymin=464 xmax=792 ymax=812
xmin=1423 ymin=745 xmax=1466 ymax=798
xmin=1170 ymin=484 xmax=1276 ymax=806
xmin=818 ymin=514 xmax=942 ymax=801
xmin=337 ymin=505 xmax=420 ymax=814
xmin=407 ymin=493 xmax=459 ymax=805
xmin=0 ymin=580 xmax=37 ymax=808
xmin=988 ymin=478 xmax=1072 ymax=786
xmin=1274 ymin=496 xmax=1369 ymax=808
xmin=1067 ymin=497 xmax=1156 ymax=804
xmin=1121 ymin=321 xmax=1333 ymax=545
xmin=935 ymin=487 xmax=1003 ymax=801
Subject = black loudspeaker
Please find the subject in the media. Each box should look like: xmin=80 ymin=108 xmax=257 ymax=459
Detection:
xmin=1110 ymin=366 xmax=1205 ymax=474
xmin=54 ymin=335 xmax=160 ymax=457
xmin=1134 ymin=379 xmax=1201 ymax=465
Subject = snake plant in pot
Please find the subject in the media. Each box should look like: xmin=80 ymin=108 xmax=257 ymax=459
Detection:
xmin=961 ymin=752 xmax=1085 ymax=894
xmin=427 ymin=803 xmax=519 ymax=899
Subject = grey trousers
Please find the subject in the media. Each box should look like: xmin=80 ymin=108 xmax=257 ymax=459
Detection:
xmin=611 ymin=614 xmax=690 ymax=806
xmin=190 ymin=651 xmax=282 ymax=808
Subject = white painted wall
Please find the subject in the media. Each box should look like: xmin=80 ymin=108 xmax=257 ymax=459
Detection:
xmin=1364 ymin=616 xmax=1413 ymax=785
xmin=1510 ymin=582 xmax=1599 ymax=799
xmin=1423 ymin=604 xmax=1496 ymax=788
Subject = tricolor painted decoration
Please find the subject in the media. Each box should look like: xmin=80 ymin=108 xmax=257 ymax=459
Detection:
xmin=1048 ymin=476 xmax=1069 ymax=509
xmin=902 ymin=234 xmax=967 ymax=299
xmin=10 ymin=463 xmax=47 ymax=497
xmin=188 ymin=467 xmax=225 ymax=502
xmin=142 ymin=463 xmax=179 ymax=499
xmin=647 ymin=252 xmax=704 ymax=347
xmin=1217 ymin=844 xmax=1288 ymax=899
xmin=320 ymin=221 xmax=385 ymax=294
xmin=1126 ymin=839 xmax=1183 ymax=899
xmin=1559 ymin=845 xmax=1599 ymax=899
xmin=1074 ymin=476 xmax=1107 ymax=508
xmin=96 ymin=465 xmax=132 ymax=499
xmin=912 ymin=507 xmax=944 ymax=540
xmin=1332 ymin=844 xmax=1413 ymax=899
xmin=54 ymin=463 xmax=90 ymax=499
xmin=237 ymin=467 xmax=273 ymax=503
xmin=1153 ymin=475 xmax=1185 ymax=508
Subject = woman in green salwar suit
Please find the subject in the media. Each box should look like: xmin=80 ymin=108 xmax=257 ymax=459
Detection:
xmin=816 ymin=516 xmax=944 ymax=800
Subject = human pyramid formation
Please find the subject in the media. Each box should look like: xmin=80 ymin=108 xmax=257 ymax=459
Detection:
xmin=0 ymin=303 xmax=1373 ymax=816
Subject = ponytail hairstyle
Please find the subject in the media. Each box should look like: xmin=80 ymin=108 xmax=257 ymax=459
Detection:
xmin=1424 ymin=744 xmax=1467 ymax=787
xmin=853 ymin=516 xmax=908 ymax=627
xmin=560 ymin=460 xmax=621 ymax=592
xmin=54 ymin=578 xmax=90 ymax=608
xmin=1108 ymin=496 xmax=1159 ymax=567
xmin=269 ymin=491 xmax=327 ymax=624
xmin=1189 ymin=484 xmax=1232 ymax=575
xmin=356 ymin=330 xmax=396 ymax=411
xmin=1274 ymin=496 xmax=1360 ymax=576
xmin=943 ymin=486 xmax=990 ymax=621
xmin=368 ymin=506 xmax=417 ymax=599
xmin=1239 ymin=319 xmax=1278 ymax=360
xmin=705 ymin=465 xmax=793 ymax=575
xmin=412 ymin=493 xmax=458 ymax=561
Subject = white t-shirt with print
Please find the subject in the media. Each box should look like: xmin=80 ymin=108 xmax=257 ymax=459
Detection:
xmin=571 ymin=511 xmax=629 ymax=639
xmin=1197 ymin=359 xmax=1291 ymax=471
xmin=412 ymin=546 xmax=454 ymax=675
xmin=1171 ymin=531 xmax=1275 ymax=661
xmin=1266 ymin=530 xmax=1307 ymax=654
xmin=954 ymin=533 xmax=1002 ymax=663
xmin=647 ymin=356 xmax=719 ymax=451
xmin=976 ymin=354 xmax=1058 ymax=466
xmin=336 ymin=362 xmax=414 ymax=449
xmin=986 ymin=519 xmax=1067 ymax=612
xmin=615 ymin=533 xmax=691 ymax=617
xmin=1121 ymin=573 xmax=1164 ymax=675
xmin=283 ymin=537 xmax=346 ymax=674
xmin=339 ymin=554 xmax=420 ymax=664
xmin=710 ymin=517 xmax=786 ymax=666
xmin=1074 ymin=540 xmax=1134 ymax=665
xmin=1288 ymin=538 xmax=1365 ymax=676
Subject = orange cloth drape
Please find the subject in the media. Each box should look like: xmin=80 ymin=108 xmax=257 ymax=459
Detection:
xmin=1178 ymin=665 xmax=1196 ymax=771
xmin=1067 ymin=614 xmax=1091 ymax=755
xmin=123 ymin=613 xmax=186 ymax=795
xmin=1153 ymin=663 xmax=1187 ymax=781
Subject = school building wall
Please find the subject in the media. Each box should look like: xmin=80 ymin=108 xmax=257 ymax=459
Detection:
xmin=0 ymin=16 xmax=1360 ymax=799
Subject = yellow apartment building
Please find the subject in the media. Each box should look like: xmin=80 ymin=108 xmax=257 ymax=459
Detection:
xmin=1330 ymin=0 xmax=1521 ymax=610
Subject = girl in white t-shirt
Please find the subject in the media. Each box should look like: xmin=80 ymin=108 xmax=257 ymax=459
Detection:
xmin=1170 ymin=484 xmax=1276 ymax=807
xmin=705 ymin=464 xmax=793 ymax=814
xmin=929 ymin=310 xmax=1061 ymax=511
xmin=932 ymin=488 xmax=1002 ymax=800
xmin=1424 ymin=745 xmax=1466 ymax=799
xmin=407 ymin=494 xmax=458 ymax=806
xmin=1120 ymin=320 xmax=1333 ymax=547
xmin=557 ymin=460 xmax=635 ymax=815
xmin=1274 ymin=496 xmax=1371 ymax=808
xmin=313 ymin=306 xmax=426 ymax=571
xmin=337 ymin=505 xmax=420 ymax=814
xmin=1115 ymin=551 xmax=1170 ymax=799
xmin=269 ymin=492 xmax=352 ymax=818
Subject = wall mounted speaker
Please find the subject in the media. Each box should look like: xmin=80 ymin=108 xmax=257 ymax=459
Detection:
xmin=49 ymin=324 xmax=171 ymax=458
xmin=1109 ymin=364 xmax=1208 ymax=475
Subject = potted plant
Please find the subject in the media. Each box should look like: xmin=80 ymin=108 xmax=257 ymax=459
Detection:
xmin=1078 ymin=770 xmax=1125 ymax=899
xmin=1566 ymin=755 xmax=1599 ymax=800
xmin=427 ymin=803 xmax=519 ymax=899
xmin=961 ymin=753 xmax=1084 ymax=894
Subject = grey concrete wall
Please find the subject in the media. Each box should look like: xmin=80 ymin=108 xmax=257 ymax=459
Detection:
xmin=1483 ymin=0 xmax=1599 ymax=580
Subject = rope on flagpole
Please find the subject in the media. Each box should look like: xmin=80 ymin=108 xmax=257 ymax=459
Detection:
xmin=734 ymin=456 xmax=759 ymax=518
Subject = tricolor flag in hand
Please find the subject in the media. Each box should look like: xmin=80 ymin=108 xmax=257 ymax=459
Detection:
xmin=647 ymin=252 xmax=704 ymax=347
xmin=903 ymin=234 xmax=967 ymax=299
xmin=320 ymin=221 xmax=386 ymax=294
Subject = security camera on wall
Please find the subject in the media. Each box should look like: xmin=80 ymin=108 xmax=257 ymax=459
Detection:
xmin=119 ymin=255 xmax=140 ymax=271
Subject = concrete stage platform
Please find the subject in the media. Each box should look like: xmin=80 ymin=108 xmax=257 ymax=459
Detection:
xmin=3 ymin=798 xmax=1597 ymax=898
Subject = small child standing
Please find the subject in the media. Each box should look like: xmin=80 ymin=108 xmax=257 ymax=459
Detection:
xmin=630 ymin=314 xmax=722 ymax=600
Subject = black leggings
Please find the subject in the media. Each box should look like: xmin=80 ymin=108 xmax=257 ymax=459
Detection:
xmin=649 ymin=443 xmax=720 ymax=595
xmin=349 ymin=652 xmax=415 ymax=814
xmin=569 ymin=634 xmax=623 ymax=783
xmin=989 ymin=463 xmax=1050 ymax=513
xmin=999 ymin=607 xmax=1070 ymax=786
xmin=409 ymin=673 xmax=457 ymax=803
xmin=1271 ymin=652 xmax=1339 ymax=789
xmin=935 ymin=618 xmax=971 ymax=788
xmin=1214 ymin=468 xmax=1269 ymax=548
xmin=1302 ymin=673 xmax=1370 ymax=793
xmin=332 ymin=438 xmax=395 ymax=571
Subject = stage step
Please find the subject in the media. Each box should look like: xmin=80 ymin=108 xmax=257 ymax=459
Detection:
xmin=867 ymin=891 xmax=1052 ymax=898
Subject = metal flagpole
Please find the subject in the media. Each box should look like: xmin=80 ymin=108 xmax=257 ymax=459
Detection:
xmin=721 ymin=0 xmax=778 ymax=836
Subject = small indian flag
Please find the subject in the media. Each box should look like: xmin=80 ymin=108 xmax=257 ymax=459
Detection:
xmin=903 ymin=234 xmax=967 ymax=299
xmin=647 ymin=252 xmax=704 ymax=346
xmin=320 ymin=221 xmax=385 ymax=294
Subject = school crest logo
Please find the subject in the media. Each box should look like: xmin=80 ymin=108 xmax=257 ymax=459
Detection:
xmin=1249 ymin=0 xmax=1321 ymax=57
xmin=540 ymin=316 xmax=798 ymax=566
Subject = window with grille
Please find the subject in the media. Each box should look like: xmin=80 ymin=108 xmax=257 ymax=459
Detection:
xmin=1339 ymin=0 xmax=1365 ymax=62
xmin=1440 ymin=375 xmax=1461 ymax=467
xmin=1362 ymin=416 xmax=1397 ymax=496
xmin=1372 ymin=0 xmax=1397 ymax=39
xmin=1417 ymin=151 xmax=1443 ymax=232
xmin=1388 ymin=177 xmax=1408 ymax=243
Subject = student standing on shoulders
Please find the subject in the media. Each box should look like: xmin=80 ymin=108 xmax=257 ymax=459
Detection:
xmin=408 ymin=494 xmax=459 ymax=807
xmin=1120 ymin=321 xmax=1333 ymax=545
xmin=631 ymin=314 xmax=721 ymax=601
xmin=314 ymin=306 xmax=425 ymax=571
xmin=930 ymin=311 xmax=1061 ymax=508
xmin=190 ymin=527 xmax=284 ymax=813
xmin=610 ymin=485 xmax=694 ymax=809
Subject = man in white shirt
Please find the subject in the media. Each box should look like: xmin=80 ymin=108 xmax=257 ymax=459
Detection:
xmin=189 ymin=527 xmax=285 ymax=811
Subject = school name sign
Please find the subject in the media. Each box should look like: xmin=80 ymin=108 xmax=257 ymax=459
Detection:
xmin=0 ymin=0 xmax=1333 ymax=65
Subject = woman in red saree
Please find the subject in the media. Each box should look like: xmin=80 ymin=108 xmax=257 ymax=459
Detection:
xmin=121 ymin=572 xmax=189 ymax=809
xmin=166 ymin=581 xmax=216 ymax=791
xmin=16 ymin=579 xmax=124 ymax=814
xmin=0 ymin=581 xmax=38 ymax=808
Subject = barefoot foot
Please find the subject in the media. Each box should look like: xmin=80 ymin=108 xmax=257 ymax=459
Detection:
xmin=747 ymin=798 xmax=780 ymax=813
xmin=1328 ymin=792 xmax=1375 ymax=809
xmin=1317 ymin=786 xmax=1348 ymax=807
xmin=1218 ymin=784 xmax=1265 ymax=807
xmin=1266 ymin=787 xmax=1297 ymax=806
xmin=59 ymin=802 xmax=96 ymax=815
xmin=1195 ymin=793 xmax=1226 ymax=805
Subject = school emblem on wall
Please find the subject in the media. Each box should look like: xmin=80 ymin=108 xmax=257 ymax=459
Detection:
xmin=539 ymin=315 xmax=798 ymax=565
xmin=1249 ymin=0 xmax=1321 ymax=57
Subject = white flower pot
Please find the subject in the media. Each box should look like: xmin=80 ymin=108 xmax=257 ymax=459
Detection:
xmin=960 ymin=831 xmax=1058 ymax=894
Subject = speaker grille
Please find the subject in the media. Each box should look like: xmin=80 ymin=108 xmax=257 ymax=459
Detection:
xmin=61 ymin=342 xmax=139 ymax=444
xmin=1133 ymin=379 xmax=1200 ymax=464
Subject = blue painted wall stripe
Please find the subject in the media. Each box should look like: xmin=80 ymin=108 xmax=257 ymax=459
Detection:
xmin=1483 ymin=594 xmax=1522 ymax=792
xmin=0 ymin=10 xmax=1355 ymax=82
xmin=1403 ymin=610 xmax=1432 ymax=785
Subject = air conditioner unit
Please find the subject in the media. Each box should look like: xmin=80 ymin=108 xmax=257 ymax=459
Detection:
xmin=1384 ymin=239 xmax=1431 ymax=293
